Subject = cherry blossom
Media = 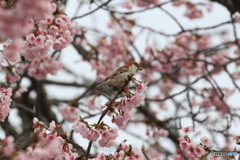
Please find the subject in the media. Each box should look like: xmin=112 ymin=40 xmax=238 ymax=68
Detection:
xmin=28 ymin=56 xmax=63 ymax=80
xmin=30 ymin=118 xmax=78 ymax=159
xmin=0 ymin=87 xmax=12 ymax=122
xmin=153 ymin=128 xmax=169 ymax=138
xmin=136 ymin=81 xmax=148 ymax=93
xmin=2 ymin=39 xmax=24 ymax=61
xmin=193 ymin=146 xmax=205 ymax=157
xmin=235 ymin=12 xmax=240 ymax=22
xmin=58 ymin=106 xmax=78 ymax=123
xmin=14 ymin=86 xmax=27 ymax=98
xmin=112 ymin=110 xmax=133 ymax=129
xmin=200 ymin=136 xmax=212 ymax=147
xmin=72 ymin=120 xmax=88 ymax=137
xmin=99 ymin=128 xmax=118 ymax=148
xmin=122 ymin=2 xmax=133 ymax=10
xmin=120 ymin=92 xmax=145 ymax=111
xmin=182 ymin=126 xmax=193 ymax=134
xmin=2 ymin=136 xmax=15 ymax=155
xmin=84 ymin=99 xmax=97 ymax=110
xmin=135 ymin=0 xmax=161 ymax=8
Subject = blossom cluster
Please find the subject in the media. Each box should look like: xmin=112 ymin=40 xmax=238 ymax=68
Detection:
xmin=1 ymin=0 xmax=73 ymax=81
xmin=90 ymin=141 xmax=145 ymax=160
xmin=72 ymin=118 xmax=119 ymax=148
xmin=147 ymin=127 xmax=169 ymax=139
xmin=109 ymin=81 xmax=147 ymax=129
xmin=199 ymin=88 xmax=231 ymax=116
xmin=0 ymin=87 xmax=12 ymax=122
xmin=0 ymin=0 xmax=55 ymax=40
xmin=144 ymin=33 xmax=211 ymax=78
xmin=174 ymin=135 xmax=212 ymax=160
xmin=20 ymin=13 xmax=73 ymax=61
xmin=3 ymin=61 xmax=28 ymax=84
xmin=172 ymin=0 xmax=213 ymax=19
xmin=27 ymin=56 xmax=63 ymax=80
xmin=235 ymin=12 xmax=240 ymax=23
xmin=31 ymin=118 xmax=77 ymax=159
xmin=122 ymin=0 xmax=161 ymax=9
xmin=0 ymin=118 xmax=78 ymax=160
xmin=58 ymin=105 xmax=79 ymax=123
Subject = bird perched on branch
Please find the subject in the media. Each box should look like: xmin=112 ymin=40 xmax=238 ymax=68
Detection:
xmin=95 ymin=62 xmax=142 ymax=89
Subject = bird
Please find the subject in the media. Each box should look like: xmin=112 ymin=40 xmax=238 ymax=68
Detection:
xmin=95 ymin=62 xmax=142 ymax=89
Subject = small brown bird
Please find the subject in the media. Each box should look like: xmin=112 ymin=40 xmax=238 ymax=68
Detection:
xmin=95 ymin=62 xmax=142 ymax=89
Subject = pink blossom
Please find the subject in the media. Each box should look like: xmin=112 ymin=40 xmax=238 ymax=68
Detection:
xmin=159 ymin=79 xmax=175 ymax=93
xmin=122 ymin=2 xmax=133 ymax=10
xmin=99 ymin=128 xmax=118 ymax=148
xmin=6 ymin=73 xmax=21 ymax=83
xmin=207 ymin=2 xmax=213 ymax=12
xmin=175 ymin=33 xmax=195 ymax=51
xmin=153 ymin=128 xmax=169 ymax=138
xmin=30 ymin=118 xmax=78 ymax=159
xmin=38 ymin=20 xmax=48 ymax=29
xmin=235 ymin=12 xmax=240 ymax=22
xmin=32 ymin=137 xmax=64 ymax=159
xmin=49 ymin=25 xmax=59 ymax=34
xmin=2 ymin=39 xmax=24 ymax=61
xmin=172 ymin=0 xmax=188 ymax=6
xmin=45 ymin=14 xmax=53 ymax=24
xmin=84 ymin=99 xmax=96 ymax=110
xmin=127 ymin=147 xmax=145 ymax=159
xmin=184 ymin=6 xmax=203 ymax=19
xmin=0 ymin=87 xmax=12 ymax=122
xmin=32 ymin=117 xmax=44 ymax=133
xmin=1 ymin=88 xmax=12 ymax=96
xmin=136 ymin=81 xmax=148 ymax=93
xmin=180 ymin=141 xmax=189 ymax=151
xmin=35 ymin=35 xmax=46 ymax=48
xmin=200 ymin=136 xmax=212 ymax=147
xmin=182 ymin=126 xmax=193 ymax=133
xmin=121 ymin=92 xmax=145 ymax=111
xmin=135 ymin=0 xmax=161 ymax=7
xmin=83 ymin=130 xmax=101 ymax=141
xmin=14 ymin=86 xmax=27 ymax=98
xmin=212 ymin=52 xmax=228 ymax=74
xmin=91 ymin=153 xmax=106 ymax=160
xmin=55 ymin=17 xmax=65 ymax=27
xmin=194 ymin=146 xmax=205 ymax=157
xmin=0 ymin=0 xmax=54 ymax=39
xmin=72 ymin=120 xmax=88 ymax=137
xmin=113 ymin=142 xmax=145 ymax=159
xmin=173 ymin=149 xmax=184 ymax=160
xmin=146 ymin=146 xmax=163 ymax=159
xmin=58 ymin=106 xmax=78 ymax=123
xmin=197 ymin=35 xmax=211 ymax=50
xmin=112 ymin=110 xmax=133 ymax=129
xmin=2 ymin=136 xmax=15 ymax=155
xmin=200 ymin=89 xmax=230 ymax=116
xmin=49 ymin=121 xmax=61 ymax=132
xmin=17 ymin=9 xmax=73 ymax=61
xmin=28 ymin=56 xmax=63 ymax=80
xmin=26 ymin=33 xmax=35 ymax=44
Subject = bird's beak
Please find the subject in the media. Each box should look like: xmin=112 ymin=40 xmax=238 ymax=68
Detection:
xmin=138 ymin=67 xmax=143 ymax=71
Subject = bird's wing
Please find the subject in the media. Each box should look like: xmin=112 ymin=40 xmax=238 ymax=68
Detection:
xmin=106 ymin=66 xmax=128 ymax=79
